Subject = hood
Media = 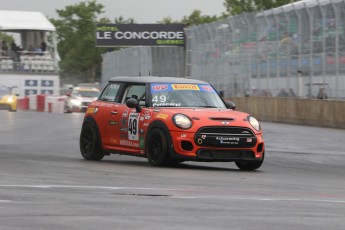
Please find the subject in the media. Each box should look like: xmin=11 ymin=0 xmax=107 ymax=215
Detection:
xmin=153 ymin=107 xmax=256 ymax=133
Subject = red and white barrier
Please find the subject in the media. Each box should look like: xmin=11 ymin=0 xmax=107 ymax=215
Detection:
xmin=45 ymin=96 xmax=66 ymax=113
xmin=18 ymin=94 xmax=66 ymax=113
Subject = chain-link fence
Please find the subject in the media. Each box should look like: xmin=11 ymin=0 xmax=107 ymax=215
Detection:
xmin=101 ymin=46 xmax=185 ymax=87
xmin=102 ymin=0 xmax=345 ymax=99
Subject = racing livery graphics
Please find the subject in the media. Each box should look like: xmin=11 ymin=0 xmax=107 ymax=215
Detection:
xmin=80 ymin=76 xmax=265 ymax=170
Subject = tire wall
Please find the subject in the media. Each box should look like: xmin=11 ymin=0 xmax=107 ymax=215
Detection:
xmin=226 ymin=97 xmax=345 ymax=129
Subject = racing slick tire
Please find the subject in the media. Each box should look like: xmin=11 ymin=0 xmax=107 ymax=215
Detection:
xmin=235 ymin=152 xmax=265 ymax=171
xmin=79 ymin=121 xmax=105 ymax=161
xmin=146 ymin=127 xmax=169 ymax=167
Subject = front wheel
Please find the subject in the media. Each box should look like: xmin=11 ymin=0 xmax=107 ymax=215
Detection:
xmin=146 ymin=128 xmax=169 ymax=167
xmin=79 ymin=122 xmax=105 ymax=161
xmin=235 ymin=152 xmax=265 ymax=171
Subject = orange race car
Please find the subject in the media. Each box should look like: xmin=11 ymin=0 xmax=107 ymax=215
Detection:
xmin=80 ymin=77 xmax=265 ymax=170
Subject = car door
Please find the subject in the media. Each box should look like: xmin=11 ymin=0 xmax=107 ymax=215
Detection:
xmin=107 ymin=83 xmax=146 ymax=154
xmin=94 ymin=82 xmax=121 ymax=147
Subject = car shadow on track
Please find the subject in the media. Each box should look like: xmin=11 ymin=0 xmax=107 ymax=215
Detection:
xmin=76 ymin=157 xmax=264 ymax=173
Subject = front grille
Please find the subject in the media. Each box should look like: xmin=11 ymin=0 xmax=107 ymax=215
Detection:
xmin=195 ymin=126 xmax=256 ymax=147
xmin=197 ymin=127 xmax=254 ymax=135
xmin=197 ymin=149 xmax=255 ymax=160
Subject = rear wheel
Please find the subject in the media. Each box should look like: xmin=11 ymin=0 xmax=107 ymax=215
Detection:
xmin=235 ymin=152 xmax=265 ymax=171
xmin=146 ymin=128 xmax=169 ymax=166
xmin=79 ymin=122 xmax=105 ymax=161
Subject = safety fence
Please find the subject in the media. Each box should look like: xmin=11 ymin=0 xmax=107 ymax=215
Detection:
xmin=102 ymin=0 xmax=345 ymax=100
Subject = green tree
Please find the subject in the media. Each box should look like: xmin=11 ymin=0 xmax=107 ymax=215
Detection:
xmin=223 ymin=0 xmax=301 ymax=15
xmin=50 ymin=1 xmax=106 ymax=83
xmin=50 ymin=1 xmax=135 ymax=84
xmin=158 ymin=10 xmax=220 ymax=26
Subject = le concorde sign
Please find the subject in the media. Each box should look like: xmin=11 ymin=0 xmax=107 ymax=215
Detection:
xmin=96 ymin=24 xmax=185 ymax=47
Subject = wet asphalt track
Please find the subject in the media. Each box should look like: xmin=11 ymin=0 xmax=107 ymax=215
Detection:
xmin=1 ymin=110 xmax=345 ymax=230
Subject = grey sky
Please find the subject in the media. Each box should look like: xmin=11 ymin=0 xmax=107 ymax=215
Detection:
xmin=1 ymin=0 xmax=226 ymax=23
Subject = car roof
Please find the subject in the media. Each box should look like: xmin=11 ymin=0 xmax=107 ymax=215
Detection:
xmin=108 ymin=76 xmax=208 ymax=84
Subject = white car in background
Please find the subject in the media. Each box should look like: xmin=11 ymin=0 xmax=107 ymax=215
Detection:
xmin=64 ymin=87 xmax=100 ymax=113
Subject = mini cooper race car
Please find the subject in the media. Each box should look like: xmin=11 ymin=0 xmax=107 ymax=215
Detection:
xmin=80 ymin=77 xmax=265 ymax=170
xmin=0 ymin=86 xmax=18 ymax=112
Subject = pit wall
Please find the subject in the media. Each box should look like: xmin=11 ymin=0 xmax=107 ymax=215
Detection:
xmin=226 ymin=97 xmax=345 ymax=129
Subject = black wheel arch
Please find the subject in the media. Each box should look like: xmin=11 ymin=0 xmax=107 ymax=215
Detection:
xmin=145 ymin=120 xmax=175 ymax=158
xmin=80 ymin=116 xmax=106 ymax=154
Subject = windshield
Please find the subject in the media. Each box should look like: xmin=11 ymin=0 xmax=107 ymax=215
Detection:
xmin=0 ymin=87 xmax=10 ymax=97
xmin=150 ymin=83 xmax=226 ymax=108
xmin=72 ymin=90 xmax=99 ymax=98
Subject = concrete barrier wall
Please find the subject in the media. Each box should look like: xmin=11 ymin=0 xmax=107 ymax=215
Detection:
xmin=226 ymin=97 xmax=345 ymax=129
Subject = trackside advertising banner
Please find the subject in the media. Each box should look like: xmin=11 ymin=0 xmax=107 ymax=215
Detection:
xmin=96 ymin=24 xmax=185 ymax=47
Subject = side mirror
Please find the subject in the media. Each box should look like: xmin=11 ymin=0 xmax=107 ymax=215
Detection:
xmin=225 ymin=101 xmax=236 ymax=110
xmin=126 ymin=98 xmax=141 ymax=112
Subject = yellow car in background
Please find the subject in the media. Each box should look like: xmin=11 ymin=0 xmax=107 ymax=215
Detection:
xmin=0 ymin=86 xmax=18 ymax=112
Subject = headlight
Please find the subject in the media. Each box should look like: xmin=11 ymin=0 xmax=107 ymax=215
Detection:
xmin=248 ymin=116 xmax=261 ymax=131
xmin=173 ymin=114 xmax=192 ymax=129
xmin=7 ymin=96 xmax=14 ymax=103
xmin=71 ymin=99 xmax=81 ymax=106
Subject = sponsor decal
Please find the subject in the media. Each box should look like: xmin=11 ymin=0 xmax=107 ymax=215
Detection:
xmin=86 ymin=107 xmax=95 ymax=114
xmin=41 ymin=90 xmax=53 ymax=95
xmin=200 ymin=85 xmax=214 ymax=92
xmin=140 ymin=117 xmax=144 ymax=121
xmin=143 ymin=110 xmax=151 ymax=117
xmin=41 ymin=80 xmax=54 ymax=87
xmin=143 ymin=123 xmax=149 ymax=127
xmin=120 ymin=140 xmax=139 ymax=147
xmin=201 ymin=135 xmax=207 ymax=139
xmin=181 ymin=134 xmax=187 ymax=138
xmin=171 ymin=84 xmax=200 ymax=91
xmin=247 ymin=138 xmax=253 ymax=143
xmin=120 ymin=133 xmax=127 ymax=139
xmin=121 ymin=118 xmax=127 ymax=126
xmin=120 ymin=127 xmax=128 ymax=132
xmin=221 ymin=121 xmax=229 ymax=125
xmin=139 ymin=137 xmax=145 ymax=149
xmin=216 ymin=137 xmax=240 ymax=142
xmin=25 ymin=80 xmax=38 ymax=87
xmin=153 ymin=102 xmax=181 ymax=107
xmin=122 ymin=109 xmax=128 ymax=118
xmin=145 ymin=116 xmax=151 ymax=120
xmin=109 ymin=120 xmax=119 ymax=126
xmin=152 ymin=85 xmax=168 ymax=91
xmin=96 ymin=24 xmax=185 ymax=47
xmin=25 ymin=89 xmax=38 ymax=96
xmin=156 ymin=113 xmax=169 ymax=119
xmin=216 ymin=136 xmax=239 ymax=145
